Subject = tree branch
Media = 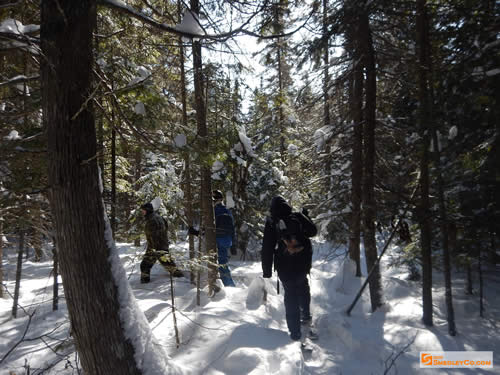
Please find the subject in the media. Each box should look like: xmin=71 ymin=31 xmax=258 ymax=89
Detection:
xmin=98 ymin=0 xmax=313 ymax=41
xmin=0 ymin=75 xmax=40 ymax=88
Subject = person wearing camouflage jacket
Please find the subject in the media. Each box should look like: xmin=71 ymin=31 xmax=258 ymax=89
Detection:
xmin=140 ymin=202 xmax=183 ymax=283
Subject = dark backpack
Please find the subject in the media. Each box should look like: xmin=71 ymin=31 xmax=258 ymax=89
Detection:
xmin=276 ymin=212 xmax=317 ymax=252
xmin=215 ymin=212 xmax=234 ymax=237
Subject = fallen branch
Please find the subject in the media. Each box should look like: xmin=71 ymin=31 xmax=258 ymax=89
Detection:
xmin=384 ymin=335 xmax=417 ymax=374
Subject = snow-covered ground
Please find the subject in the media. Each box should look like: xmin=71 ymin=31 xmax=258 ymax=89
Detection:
xmin=1 ymin=237 xmax=498 ymax=374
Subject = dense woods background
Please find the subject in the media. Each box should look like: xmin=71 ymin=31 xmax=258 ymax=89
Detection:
xmin=0 ymin=0 xmax=498 ymax=373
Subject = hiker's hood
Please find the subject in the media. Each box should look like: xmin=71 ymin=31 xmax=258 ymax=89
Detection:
xmin=270 ymin=196 xmax=292 ymax=219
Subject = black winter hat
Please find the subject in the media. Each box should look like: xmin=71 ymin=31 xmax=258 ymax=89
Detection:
xmin=270 ymin=196 xmax=292 ymax=219
xmin=141 ymin=202 xmax=154 ymax=213
xmin=212 ymin=190 xmax=224 ymax=201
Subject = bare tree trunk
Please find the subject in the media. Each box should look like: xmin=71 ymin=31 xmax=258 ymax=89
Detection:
xmin=348 ymin=34 xmax=363 ymax=277
xmin=322 ymin=0 xmax=330 ymax=128
xmin=277 ymin=44 xmax=286 ymax=158
xmin=478 ymin=245 xmax=484 ymax=317
xmin=134 ymin=147 xmax=142 ymax=247
xmin=178 ymin=0 xmax=196 ymax=286
xmin=275 ymin=0 xmax=287 ymax=159
xmin=111 ymin=113 xmax=117 ymax=235
xmin=33 ymin=230 xmax=43 ymax=262
xmin=191 ymin=0 xmax=217 ymax=295
xmin=12 ymin=230 xmax=24 ymax=318
xmin=234 ymin=164 xmax=251 ymax=258
xmin=431 ymin=129 xmax=456 ymax=335
xmin=197 ymin=201 xmax=202 ymax=306
xmin=169 ymin=273 xmax=180 ymax=348
xmin=52 ymin=237 xmax=59 ymax=311
xmin=417 ymin=0 xmax=433 ymax=327
xmin=424 ymin=0 xmax=456 ymax=333
xmin=359 ymin=11 xmax=382 ymax=312
xmin=41 ymin=1 xmax=145 ymax=373
xmin=98 ymin=102 xmax=105 ymax=192
xmin=466 ymin=262 xmax=473 ymax=295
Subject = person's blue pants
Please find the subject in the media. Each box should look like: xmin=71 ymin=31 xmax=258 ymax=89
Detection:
xmin=280 ymin=274 xmax=311 ymax=339
xmin=216 ymin=237 xmax=235 ymax=287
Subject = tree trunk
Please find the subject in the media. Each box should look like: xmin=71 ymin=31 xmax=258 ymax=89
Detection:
xmin=416 ymin=0 xmax=433 ymax=327
xmin=359 ymin=11 xmax=382 ymax=312
xmin=41 ymin=1 xmax=148 ymax=373
xmin=276 ymin=0 xmax=287 ymax=159
xmin=178 ymin=0 xmax=196 ymax=286
xmin=235 ymin=164 xmax=251 ymax=259
xmin=277 ymin=44 xmax=286 ymax=158
xmin=12 ymin=230 xmax=24 ymax=318
xmin=425 ymin=0 xmax=456 ymax=333
xmin=466 ymin=262 xmax=473 ymax=295
xmin=191 ymin=0 xmax=217 ymax=294
xmin=111 ymin=114 xmax=117 ymax=235
xmin=134 ymin=147 xmax=142 ymax=247
xmin=348 ymin=33 xmax=363 ymax=277
xmin=322 ymin=0 xmax=330 ymax=128
xmin=52 ymin=237 xmax=59 ymax=311
xmin=431 ymin=128 xmax=456 ymax=335
xmin=478 ymin=245 xmax=484 ymax=317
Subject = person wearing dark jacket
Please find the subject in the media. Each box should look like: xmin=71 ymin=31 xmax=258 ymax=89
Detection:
xmin=261 ymin=196 xmax=317 ymax=341
xmin=140 ymin=202 xmax=183 ymax=283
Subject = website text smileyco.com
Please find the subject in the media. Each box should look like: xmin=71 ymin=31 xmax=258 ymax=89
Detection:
xmin=420 ymin=351 xmax=493 ymax=368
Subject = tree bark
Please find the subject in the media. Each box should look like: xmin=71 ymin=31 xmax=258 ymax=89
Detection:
xmin=111 ymin=112 xmax=117 ymax=235
xmin=416 ymin=0 xmax=433 ymax=327
xmin=478 ymin=244 xmax=484 ymax=317
xmin=359 ymin=10 xmax=382 ymax=312
xmin=178 ymin=0 xmax=196 ymax=286
xmin=52 ymin=237 xmax=59 ymax=311
xmin=134 ymin=147 xmax=142 ymax=247
xmin=41 ymin=1 xmax=143 ymax=373
xmin=322 ymin=0 xmax=330 ymax=128
xmin=431 ymin=129 xmax=456 ymax=335
xmin=347 ymin=31 xmax=363 ymax=277
xmin=466 ymin=262 xmax=473 ymax=295
xmin=12 ymin=230 xmax=24 ymax=318
xmin=191 ymin=0 xmax=217 ymax=294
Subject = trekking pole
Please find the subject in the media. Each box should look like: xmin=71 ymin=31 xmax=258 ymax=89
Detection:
xmin=277 ymin=277 xmax=280 ymax=295
xmin=346 ymin=184 xmax=418 ymax=316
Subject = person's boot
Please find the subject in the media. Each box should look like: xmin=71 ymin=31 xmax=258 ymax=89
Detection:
xmin=141 ymin=275 xmax=150 ymax=284
xmin=301 ymin=316 xmax=318 ymax=340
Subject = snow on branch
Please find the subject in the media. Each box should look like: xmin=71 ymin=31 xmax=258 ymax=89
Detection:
xmin=99 ymin=0 xmax=205 ymax=38
xmin=99 ymin=0 xmax=313 ymax=41
xmin=0 ymin=75 xmax=39 ymax=88
xmin=0 ymin=19 xmax=39 ymax=35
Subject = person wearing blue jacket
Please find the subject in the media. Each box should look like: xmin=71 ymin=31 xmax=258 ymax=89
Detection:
xmin=212 ymin=190 xmax=236 ymax=287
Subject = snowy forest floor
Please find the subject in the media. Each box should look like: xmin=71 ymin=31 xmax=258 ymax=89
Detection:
xmin=1 ymin=235 xmax=499 ymax=375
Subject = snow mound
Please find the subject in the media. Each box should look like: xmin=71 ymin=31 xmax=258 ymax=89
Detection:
xmin=246 ymin=277 xmax=266 ymax=310
xmin=222 ymin=348 xmax=262 ymax=374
